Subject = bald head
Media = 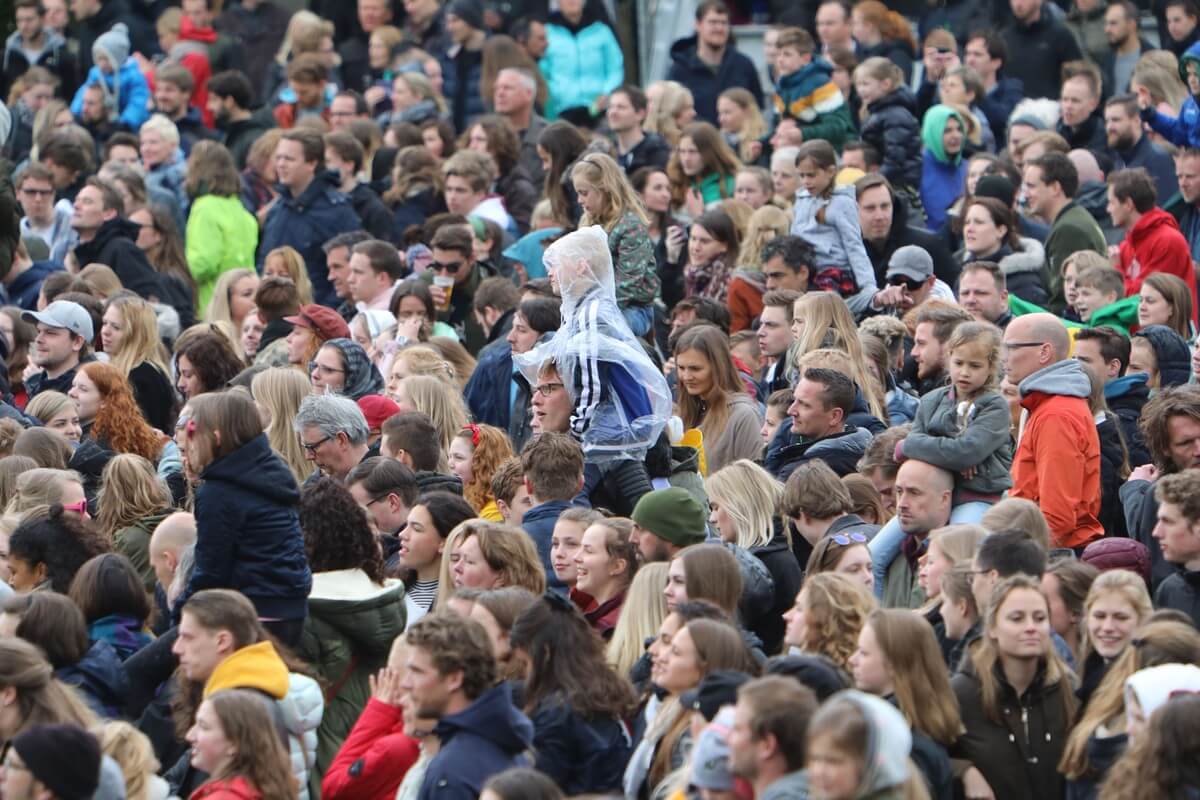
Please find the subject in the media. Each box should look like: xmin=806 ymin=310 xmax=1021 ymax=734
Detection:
xmin=1068 ymin=149 xmax=1104 ymax=184
xmin=893 ymin=459 xmax=954 ymax=536
xmin=1003 ymin=313 xmax=1070 ymax=383
xmin=149 ymin=512 xmax=196 ymax=590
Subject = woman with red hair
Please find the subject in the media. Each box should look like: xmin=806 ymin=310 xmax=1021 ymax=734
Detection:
xmin=851 ymin=0 xmax=917 ymax=83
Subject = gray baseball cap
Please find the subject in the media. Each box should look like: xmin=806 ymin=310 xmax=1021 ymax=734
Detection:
xmin=886 ymin=245 xmax=934 ymax=283
xmin=22 ymin=300 xmax=94 ymax=340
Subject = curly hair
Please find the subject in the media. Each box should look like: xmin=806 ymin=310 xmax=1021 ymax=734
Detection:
xmin=9 ymin=505 xmax=111 ymax=593
xmin=81 ymin=362 xmax=163 ymax=461
xmin=458 ymin=520 xmax=547 ymax=595
xmin=174 ymin=332 xmax=246 ymax=396
xmin=98 ymin=721 xmax=162 ymax=800
xmin=299 ymin=477 xmax=385 ymax=583
xmin=405 ymin=611 xmax=498 ymax=701
xmin=798 ymin=572 xmax=877 ymax=674
xmin=1139 ymin=386 xmax=1200 ymax=472
xmin=455 ymin=424 xmax=513 ymax=513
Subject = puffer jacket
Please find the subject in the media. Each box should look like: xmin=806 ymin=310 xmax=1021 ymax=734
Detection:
xmin=298 ymin=569 xmax=407 ymax=777
xmin=57 ymin=639 xmax=129 ymax=719
xmin=1142 ymin=41 xmax=1200 ymax=149
xmin=321 ymin=698 xmax=420 ymax=800
xmin=765 ymin=424 xmax=874 ymax=481
xmin=899 ymin=386 xmax=1013 ymax=497
xmin=724 ymin=542 xmax=776 ymax=643
xmin=860 ymin=87 xmax=922 ymax=190
xmin=1153 ymin=568 xmax=1200 ymax=627
xmin=996 ymin=238 xmax=1049 ymax=306
xmin=1115 ymin=207 xmax=1198 ymax=313
xmin=70 ymin=56 xmax=151 ymax=131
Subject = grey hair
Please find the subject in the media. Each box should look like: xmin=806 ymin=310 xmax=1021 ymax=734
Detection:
xmin=293 ymin=393 xmax=370 ymax=445
xmin=498 ymin=66 xmax=537 ymax=94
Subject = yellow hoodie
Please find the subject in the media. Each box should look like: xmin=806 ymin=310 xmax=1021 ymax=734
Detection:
xmin=203 ymin=640 xmax=290 ymax=700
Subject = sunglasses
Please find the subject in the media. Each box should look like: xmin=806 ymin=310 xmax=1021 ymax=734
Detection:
xmin=431 ymin=260 xmax=463 ymax=274
xmin=830 ymin=532 xmax=868 ymax=546
xmin=887 ymin=275 xmax=925 ymax=292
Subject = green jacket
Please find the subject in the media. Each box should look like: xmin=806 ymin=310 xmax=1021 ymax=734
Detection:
xmin=186 ymin=193 xmax=259 ymax=315
xmin=298 ymin=569 xmax=407 ymax=778
xmin=608 ymin=211 xmax=659 ymax=305
xmin=1042 ymin=202 xmax=1107 ymax=314
xmin=881 ymin=552 xmax=925 ymax=610
xmin=114 ymin=510 xmax=173 ymax=593
xmin=1085 ymin=294 xmax=1140 ymax=336
xmin=693 ymin=172 xmax=736 ymax=207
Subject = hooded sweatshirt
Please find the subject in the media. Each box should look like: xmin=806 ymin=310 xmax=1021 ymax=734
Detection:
xmin=1133 ymin=324 xmax=1192 ymax=388
xmin=790 ymin=184 xmax=879 ymax=315
xmin=1142 ymin=41 xmax=1200 ymax=149
xmin=1116 ymin=207 xmax=1199 ymax=321
xmin=920 ymin=105 xmax=968 ymax=232
xmin=841 ymin=691 xmax=914 ymax=797
xmin=1013 ymin=359 xmax=1104 ymax=548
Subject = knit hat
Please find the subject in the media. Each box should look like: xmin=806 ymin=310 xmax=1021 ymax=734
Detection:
xmin=631 ymin=487 xmax=706 ymax=547
xmin=322 ymin=337 xmax=386 ymax=401
xmin=690 ymin=707 xmax=736 ymax=791
xmin=93 ymin=22 xmax=131 ymax=68
xmin=886 ymin=245 xmax=933 ymax=283
xmin=1008 ymin=113 xmax=1048 ymax=132
xmin=974 ymin=175 xmax=1016 ymax=207
xmin=1081 ymin=538 xmax=1151 ymax=586
xmin=446 ymin=0 xmax=485 ymax=30
xmin=12 ymin=724 xmax=102 ymax=800
xmin=357 ymin=394 xmax=401 ymax=431
xmin=1133 ymin=324 xmax=1191 ymax=388
xmin=680 ymin=670 xmax=752 ymax=722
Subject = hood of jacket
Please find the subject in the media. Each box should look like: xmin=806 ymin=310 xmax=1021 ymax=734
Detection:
xmin=867 ymin=85 xmax=918 ymax=116
xmin=1180 ymin=40 xmax=1200 ymax=83
xmin=1018 ymin=358 xmax=1093 ymax=400
xmin=4 ymin=29 xmax=67 ymax=61
xmin=308 ymin=569 xmax=407 ymax=655
xmin=724 ymin=541 xmax=775 ymax=620
xmin=278 ymin=169 xmax=348 ymax=210
xmin=841 ymin=691 xmax=912 ymax=795
xmin=921 ymin=105 xmax=966 ymax=165
xmin=1075 ymin=180 xmax=1112 ymax=222
xmin=201 ymin=433 xmax=301 ymax=506
xmin=179 ymin=14 xmax=218 ymax=44
xmin=204 ymin=640 xmax=290 ymax=699
xmin=668 ymin=34 xmax=740 ymax=72
xmin=57 ymin=640 xmax=129 ymax=709
xmin=78 ymin=217 xmax=140 ymax=255
xmin=1134 ymin=324 xmax=1192 ymax=387
xmin=434 ymin=681 xmax=534 ymax=754
xmin=415 ymin=470 xmax=464 ymax=494
xmin=761 ymin=770 xmax=811 ymax=800
xmin=1105 ymin=372 xmax=1149 ymax=403
xmin=998 ymin=236 xmax=1045 ymax=276
xmin=1130 ymin=206 xmax=1184 ymax=245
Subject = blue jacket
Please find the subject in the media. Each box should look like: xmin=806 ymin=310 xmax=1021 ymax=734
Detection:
xmin=57 ymin=640 xmax=129 ymax=719
xmin=420 ymin=682 xmax=534 ymax=800
xmin=442 ymin=46 xmax=485 ymax=134
xmin=522 ymin=500 xmax=572 ymax=591
xmin=259 ymin=171 xmax=362 ymax=306
xmin=1143 ymin=41 xmax=1200 ymax=148
xmin=463 ymin=338 xmax=513 ymax=429
xmin=540 ymin=13 xmax=624 ymax=120
xmin=529 ymin=698 xmax=631 ymax=795
xmin=920 ymin=150 xmax=967 ymax=232
xmin=70 ymin=58 xmax=150 ymax=131
xmin=180 ymin=434 xmax=312 ymax=622
xmin=665 ymin=34 xmax=764 ymax=126
xmin=2 ymin=260 xmax=63 ymax=310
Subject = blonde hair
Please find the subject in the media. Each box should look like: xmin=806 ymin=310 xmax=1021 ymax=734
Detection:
xmin=98 ymin=721 xmax=161 ymax=800
xmin=799 ymin=572 xmax=877 ymax=673
xmin=390 ymin=345 xmax=457 ymax=385
xmin=980 ymin=497 xmax=1050 ymax=550
xmin=96 ymin=454 xmax=172 ymax=540
xmin=704 ymin=459 xmax=781 ymax=550
xmin=736 ymin=205 xmax=790 ymax=270
xmin=919 ymin=524 xmax=988 ymax=614
xmin=7 ymin=468 xmax=83 ymax=514
xmin=140 ymin=113 xmax=180 ymax=148
xmin=79 ymin=263 xmax=123 ymax=299
xmin=853 ymin=57 xmax=905 ymax=121
xmin=1077 ymin=570 xmax=1152 ymax=665
xmin=276 ymin=10 xmax=333 ymax=66
xmin=435 ymin=524 xmax=470 ymax=611
xmin=572 ymin=152 xmax=650 ymax=230
xmin=718 ymin=87 xmax=767 ymax=163
xmin=645 ymin=81 xmax=694 ymax=146
xmin=25 ymin=391 xmax=75 ymax=428
xmin=455 ymin=519 xmax=548 ymax=594
xmin=400 ymin=375 xmax=468 ymax=463
xmin=104 ymin=295 xmax=171 ymax=379
xmin=425 ymin=336 xmax=477 ymax=389
xmin=251 ymin=368 xmax=317 ymax=485
xmin=792 ymin=294 xmax=888 ymax=420
xmin=263 ymin=247 xmax=314 ymax=306
xmin=607 ymin=562 xmax=667 ymax=677
xmin=394 ymin=71 xmax=448 ymax=114
xmin=205 ymin=268 xmax=257 ymax=332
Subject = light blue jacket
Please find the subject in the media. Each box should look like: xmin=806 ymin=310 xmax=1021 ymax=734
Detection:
xmin=789 ymin=185 xmax=878 ymax=314
xmin=70 ymin=58 xmax=150 ymax=131
xmin=539 ymin=20 xmax=624 ymax=120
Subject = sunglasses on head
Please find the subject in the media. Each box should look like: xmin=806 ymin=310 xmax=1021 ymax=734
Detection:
xmin=887 ymin=274 xmax=925 ymax=292
xmin=830 ymin=532 xmax=868 ymax=546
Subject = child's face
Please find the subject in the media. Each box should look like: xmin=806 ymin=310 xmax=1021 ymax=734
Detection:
xmin=762 ymin=405 xmax=786 ymax=443
xmin=775 ymin=45 xmax=808 ymax=75
xmin=1129 ymin=338 xmax=1160 ymax=387
xmin=1073 ymin=284 xmax=1117 ymax=322
xmin=797 ymin=157 xmax=835 ymax=196
xmin=1188 ymin=61 xmax=1200 ymax=95
xmin=948 ymin=341 xmax=992 ymax=398
xmin=95 ymin=54 xmax=113 ymax=73
xmin=853 ymin=74 xmax=888 ymax=105
xmin=939 ymin=74 xmax=969 ymax=106
xmin=573 ymin=178 xmax=607 ymax=220
xmin=1062 ymin=262 xmax=1080 ymax=308
xmin=807 ymin=733 xmax=862 ymax=800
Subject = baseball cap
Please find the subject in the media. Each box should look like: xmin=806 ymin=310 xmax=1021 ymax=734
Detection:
xmin=886 ymin=245 xmax=934 ymax=283
xmin=22 ymin=300 xmax=94 ymax=340
xmin=284 ymin=304 xmax=351 ymax=342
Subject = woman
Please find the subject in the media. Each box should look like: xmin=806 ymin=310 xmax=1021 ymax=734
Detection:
xmin=1099 ymin=692 xmax=1200 ymax=800
xmin=139 ymin=114 xmax=188 ymax=218
xmin=298 ymin=478 xmax=406 ymax=776
xmin=205 ymin=268 xmax=259 ymax=339
xmin=1 ymin=307 xmax=36 ymax=407
xmin=95 ymin=454 xmax=174 ymax=593
xmin=509 ymin=594 xmax=638 ymax=794
xmin=673 ymin=324 xmax=763 ymax=473
xmin=467 ymin=115 xmax=538 ymax=234
xmin=450 ymin=520 xmax=547 ymax=596
xmin=251 ymin=367 xmax=317 ymax=485
xmin=959 ymin=196 xmax=1049 ymax=305
xmin=606 ymin=561 xmax=667 ymax=682
xmin=537 ymin=121 xmax=589 ymax=226
xmin=920 ymin=105 xmax=968 ymax=232
xmin=388 ymin=279 xmax=461 ymax=345
xmin=645 ymin=81 xmax=696 ymax=147
xmin=1074 ymin=570 xmax=1154 ymax=709
xmin=952 ymin=575 xmax=1077 ymax=800
xmin=0 ymin=639 xmax=97 ymax=746
xmin=5 ymin=467 xmax=86 ymax=516
xmin=384 ymin=146 xmax=445 ymax=241
xmin=849 ymin=609 xmax=958 ymax=798
xmin=102 ymin=295 xmax=175 ymax=431
xmin=717 ymin=88 xmax=767 ymax=165
xmin=664 ymin=543 xmax=744 ymax=620
xmin=175 ymin=332 xmax=246 ymax=401
xmin=682 ymin=207 xmax=738 ymax=303
xmin=803 ymin=533 xmax=876 ymax=591
xmin=186 ymin=141 xmax=259 ymax=317
xmin=705 ymin=459 xmax=799 ymax=654
xmin=790 ymin=292 xmax=889 ymax=422
xmin=467 ymin=587 xmax=540 ymax=682
xmin=241 ymin=129 xmax=284 ymax=223
xmin=916 ymin=523 xmax=988 ymax=639
xmin=186 ymin=689 xmax=299 ymax=799
xmin=13 ymin=427 xmax=71 ymax=469
xmin=630 ymin=167 xmax=687 ymax=310
xmin=310 ymin=339 xmax=385 ymax=400
xmin=573 ymin=516 xmax=638 ymax=637
xmin=449 ymin=423 xmax=512 ymax=519
xmin=782 ymin=572 xmax=876 ymax=675
xmin=667 ymin=122 xmax=740 ymax=214
xmin=399 ymin=491 xmax=476 ymax=619
xmin=1042 ymin=559 xmax=1100 ymax=666
xmin=25 ymin=390 xmax=82 ymax=443
xmin=262 ymin=246 xmax=315 ymax=307
xmin=70 ymin=363 xmax=171 ymax=493
xmin=539 ymin=0 xmax=624 ymax=122
xmin=130 ymin=203 xmax=196 ymax=304
xmin=387 ymin=71 xmax=445 ymax=126
xmin=851 ymin=0 xmax=916 ymax=82
xmin=736 ymin=205 xmax=790 ymax=273
xmin=392 ymin=375 xmax=468 ymax=461
xmin=6 ymin=505 xmax=110 ymax=593
xmin=66 ymin=553 xmax=153 ymax=660
xmin=1138 ymin=271 xmax=1195 ymax=339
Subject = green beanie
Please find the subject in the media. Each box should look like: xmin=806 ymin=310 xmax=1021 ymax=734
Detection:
xmin=631 ymin=488 xmax=707 ymax=547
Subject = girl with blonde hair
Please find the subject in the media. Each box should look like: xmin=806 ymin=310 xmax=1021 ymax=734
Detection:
xmin=6 ymin=467 xmax=85 ymax=514
xmin=606 ymin=561 xmax=666 ymax=678
xmin=717 ymin=87 xmax=767 ymax=165
xmin=393 ymin=375 xmax=468 ymax=466
xmin=385 ymin=346 xmax=457 ymax=400
xmin=98 ymin=721 xmax=167 ymax=800
xmin=645 ymin=81 xmax=696 ymax=147
xmin=102 ymin=294 xmax=174 ymax=431
xmin=262 ymin=246 xmax=314 ymax=306
xmin=1076 ymin=570 xmax=1153 ymax=692
xmin=24 ymin=391 xmax=81 ymax=443
xmin=204 ymin=268 xmax=259 ymax=353
xmin=917 ymin=523 xmax=988 ymax=608
xmin=96 ymin=453 xmax=174 ymax=591
xmin=736 ymin=204 xmax=790 ymax=270
xmin=448 ymin=423 xmax=513 ymax=520
xmin=251 ymin=367 xmax=317 ymax=485
xmin=783 ymin=572 xmax=877 ymax=674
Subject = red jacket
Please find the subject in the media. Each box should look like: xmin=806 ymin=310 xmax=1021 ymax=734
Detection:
xmin=190 ymin=777 xmax=261 ymax=800
xmin=1118 ymin=207 xmax=1199 ymax=322
xmin=321 ymin=698 xmax=420 ymax=800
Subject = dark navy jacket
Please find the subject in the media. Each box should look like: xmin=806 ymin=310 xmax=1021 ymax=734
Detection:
xmin=57 ymin=639 xmax=130 ymax=719
xmin=1110 ymin=133 xmax=1179 ymax=207
xmin=463 ymin=337 xmax=514 ymax=429
xmin=522 ymin=500 xmax=572 ymax=591
xmin=179 ymin=434 xmax=312 ymax=622
xmin=1 ymin=260 xmax=63 ymax=310
xmin=529 ymin=698 xmax=631 ymax=795
xmin=665 ymin=35 xmax=764 ymax=125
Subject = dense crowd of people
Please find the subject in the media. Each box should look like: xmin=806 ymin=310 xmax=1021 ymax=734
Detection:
xmin=3 ymin=0 xmax=1200 ymax=797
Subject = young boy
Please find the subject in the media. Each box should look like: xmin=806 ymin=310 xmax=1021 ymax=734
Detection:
xmin=1141 ymin=43 xmax=1200 ymax=148
xmin=69 ymin=23 xmax=150 ymax=131
xmin=491 ymin=456 xmax=533 ymax=527
xmin=1074 ymin=264 xmax=1139 ymax=332
xmin=520 ymin=432 xmax=586 ymax=592
xmin=1152 ymin=470 xmax=1200 ymax=627
xmin=771 ymin=27 xmax=854 ymax=150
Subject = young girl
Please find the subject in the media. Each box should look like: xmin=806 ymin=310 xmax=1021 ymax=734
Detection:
xmin=549 ymin=506 xmax=603 ymax=591
xmin=718 ymin=89 xmax=768 ymax=166
xmin=789 ymin=140 xmax=878 ymax=315
xmin=762 ymin=389 xmax=792 ymax=445
xmin=574 ymin=517 xmax=638 ymax=638
xmin=571 ymin=152 xmax=660 ymax=336
xmin=733 ymin=166 xmax=773 ymax=210
xmin=804 ymin=532 xmax=876 ymax=592
xmin=447 ymin=423 xmax=513 ymax=520
xmin=667 ymin=121 xmax=741 ymax=216
xmin=187 ymin=689 xmax=298 ymax=800
xmin=939 ymin=565 xmax=979 ymax=669
xmin=853 ymin=58 xmax=921 ymax=212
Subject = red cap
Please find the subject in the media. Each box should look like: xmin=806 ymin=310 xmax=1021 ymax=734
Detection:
xmin=283 ymin=304 xmax=351 ymax=342
xmin=357 ymin=394 xmax=401 ymax=431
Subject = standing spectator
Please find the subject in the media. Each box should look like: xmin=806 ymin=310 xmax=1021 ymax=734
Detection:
xmin=1108 ymin=168 xmax=1199 ymax=312
xmin=1004 ymin=313 xmax=1104 ymax=549
xmin=347 ymin=239 xmax=405 ymax=313
xmin=421 ymin=224 xmax=492 ymax=354
xmin=2 ymin=0 xmax=76 ymax=99
xmin=206 ymin=71 xmax=273 ymax=171
xmin=101 ymin=295 xmax=174 ymax=432
xmin=757 ymin=286 xmax=801 ymax=396
xmin=493 ymin=67 xmax=548 ymax=185
xmin=608 ymin=86 xmax=672 ymax=176
xmin=2 ymin=240 xmax=63 ymax=313
xmin=665 ymin=0 xmax=764 ymax=126
xmin=1067 ymin=0 xmax=1109 ymax=65
xmin=186 ymin=689 xmax=299 ymax=800
xmin=1176 ymin=148 xmax=1200 ymax=265
xmin=1151 ymin=471 xmax=1200 ymax=625
xmin=150 ymin=64 xmax=212 ymax=156
xmin=273 ymin=53 xmax=333 ymax=129
xmin=539 ymin=0 xmax=624 ymax=124
xmin=214 ymin=0 xmax=290 ymax=96
xmin=766 ymin=367 xmax=873 ymax=481
xmin=1162 ymin=0 xmax=1200 ymax=57
xmin=185 ymin=141 xmax=259 ymax=317
xmin=727 ymin=676 xmax=817 ymax=800
xmin=260 ymin=129 xmax=363 ymax=307
xmin=325 ymin=131 xmax=395 ymax=242
xmin=1101 ymin=1 xmax=1151 ymax=95
xmin=856 ymin=175 xmax=958 ymax=289
xmin=442 ymin=0 xmax=487 ymax=133
xmin=520 ymin=433 xmax=585 ymax=590
xmin=139 ymin=115 xmax=188 ymax=219
xmin=1105 ymin=94 xmax=1179 ymax=203
xmin=465 ymin=116 xmax=539 ymax=235
xmin=851 ymin=1 xmax=916 ymax=82
xmin=1057 ymin=61 xmax=1107 ymax=153
xmin=920 ymin=105 xmax=968 ymax=232
xmin=1001 ymin=0 xmax=1084 ymax=101
xmin=963 ymin=31 xmax=1024 ymax=137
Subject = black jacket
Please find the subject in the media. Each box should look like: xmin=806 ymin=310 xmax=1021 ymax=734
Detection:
xmin=220 ymin=115 xmax=274 ymax=170
xmin=615 ymin=132 xmax=672 ymax=176
xmin=57 ymin=640 xmax=129 ymax=719
xmin=858 ymin=39 xmax=915 ymax=84
xmin=415 ymin=470 xmax=464 ymax=495
xmin=528 ymin=698 xmax=631 ymax=795
xmin=1110 ymin=133 xmax=1179 ymax=205
xmin=73 ymin=0 xmax=158 ymax=75
xmin=1154 ymin=568 xmax=1200 ymax=628
xmin=391 ymin=187 xmax=444 ymax=243
xmin=665 ymin=35 xmax=764 ymax=126
xmin=1001 ymin=12 xmax=1083 ymax=101
xmin=497 ymin=165 xmax=539 ymax=234
xmin=765 ymin=424 xmax=874 ymax=481
xmin=424 ymin=682 xmax=534 ymax=800
xmin=863 ymin=192 xmax=960 ymax=289
xmin=750 ymin=533 xmax=803 ymax=656
xmin=348 ymin=182 xmax=394 ymax=243
xmin=1105 ymin=375 xmax=1151 ymax=467
xmin=1120 ymin=479 xmax=1176 ymax=591
xmin=1057 ymin=112 xmax=1108 ymax=153
xmin=74 ymin=218 xmax=195 ymax=327
xmin=1096 ymin=413 xmax=1128 ymax=539
xmin=860 ymin=87 xmax=922 ymax=191
xmin=128 ymin=361 xmax=175 ymax=433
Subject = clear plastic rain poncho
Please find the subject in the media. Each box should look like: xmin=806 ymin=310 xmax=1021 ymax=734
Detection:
xmin=514 ymin=226 xmax=672 ymax=462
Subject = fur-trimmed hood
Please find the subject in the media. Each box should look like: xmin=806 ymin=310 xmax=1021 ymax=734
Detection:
xmin=998 ymin=236 xmax=1045 ymax=276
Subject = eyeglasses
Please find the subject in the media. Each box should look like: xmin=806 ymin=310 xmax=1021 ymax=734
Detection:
xmin=1002 ymin=341 xmax=1045 ymax=352
xmin=309 ymin=361 xmax=346 ymax=376
xmin=431 ymin=260 xmax=463 ymax=274
xmin=301 ymin=435 xmax=331 ymax=452
xmin=534 ymin=381 xmax=564 ymax=397
xmin=887 ymin=275 xmax=925 ymax=292
xmin=19 ymin=187 xmax=52 ymax=197
xmin=830 ymin=532 xmax=868 ymax=546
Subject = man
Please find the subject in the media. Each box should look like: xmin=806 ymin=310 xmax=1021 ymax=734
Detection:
xmin=969 ymin=528 xmax=1048 ymax=619
xmin=274 ymin=53 xmax=332 ymax=129
xmin=3 ymin=240 xmax=62 ymax=311
xmin=381 ymin=411 xmax=464 ymax=494
xmin=1056 ymin=61 xmax=1106 ymax=153
xmin=630 ymin=486 xmax=707 ymax=563
xmin=766 ymin=367 xmax=873 ymax=480
xmin=607 ymin=85 xmax=672 ymax=176
xmin=816 ymin=0 xmax=856 ymax=54
xmin=294 ymin=393 xmax=373 ymax=483
xmin=1106 ymin=94 xmax=1178 ymax=202
xmin=1108 ymin=167 xmax=1199 ymax=305
xmin=147 ymin=511 xmax=196 ymax=632
xmin=259 ymin=129 xmax=362 ymax=306
xmin=339 ymin=0 xmax=392 ymax=92
xmin=728 ymin=676 xmax=817 ymax=800
xmin=441 ymin=150 xmax=510 ymax=231
xmin=1004 ymin=312 xmax=1103 ymax=549
xmin=152 ymin=64 xmax=212 ymax=156
xmin=421 ymin=223 xmax=493 ymax=354
xmin=856 ymin=174 xmax=958 ymax=289
xmin=511 ymin=16 xmax=547 ymax=61
xmin=214 ymin=0 xmax=290 ymax=96
xmin=472 ymin=276 xmax=519 ymax=349
xmin=493 ymin=67 xmax=547 ymax=185
xmin=1001 ymin=0 xmax=1084 ymax=101
xmin=520 ymin=432 xmax=585 ymax=589
xmin=1175 ymin=148 xmax=1200 ymax=263
xmin=323 ymin=131 xmax=393 ymax=242
xmin=1164 ymin=0 xmax=1200 ymax=56
xmin=401 ymin=612 xmax=533 ymax=799
xmin=1074 ymin=326 xmax=1151 ymax=466
xmin=1102 ymin=1 xmax=1151 ymax=95
xmin=442 ymin=0 xmax=487 ymax=133
xmin=462 ymin=281 xmax=526 ymax=430
xmin=207 ymin=70 xmax=271 ymax=170
xmin=957 ymin=261 xmax=1013 ymax=328
xmin=2 ymin=723 xmax=102 ymax=800
xmin=760 ymin=235 xmax=814 ymax=293
xmin=1066 ymin=0 xmax=1109 ymax=64
xmin=2 ymin=0 xmax=76 ymax=97
xmin=77 ymin=82 xmax=119 ymax=147
xmin=323 ymin=230 xmax=372 ymax=321
xmin=529 ymin=361 xmax=572 ymax=438
xmin=881 ymin=459 xmax=953 ymax=609
xmin=1151 ymin=470 xmax=1200 ymax=625
xmin=783 ymin=459 xmax=880 ymax=554
xmin=346 ymin=239 xmax=404 ymax=312
xmin=1068 ymin=147 xmax=1124 ymax=244
xmin=492 ymin=458 xmax=533 ymax=527
xmin=858 ymin=426 xmax=908 ymax=518
xmin=39 ymin=131 xmax=90 ymax=208
xmin=840 ymin=141 xmax=880 ymax=174
xmin=347 ymin=456 xmax=420 ymax=577
xmin=403 ymin=0 xmax=449 ymax=54
xmin=910 ymin=302 xmax=973 ymax=394
xmin=757 ymin=289 xmax=801 ymax=396
xmin=16 ymin=164 xmax=72 ymax=264
xmin=69 ymin=0 xmax=156 ymax=75
xmin=963 ymin=30 xmax=1023 ymax=138
xmin=1023 ymin=153 xmax=1107 ymax=312
xmin=665 ymin=0 xmax=764 ymax=125
xmin=1121 ymin=386 xmax=1200 ymax=588
xmin=20 ymin=299 xmax=90 ymax=399
xmin=871 ymin=245 xmax=955 ymax=316
xmin=329 ymin=90 xmax=371 ymax=131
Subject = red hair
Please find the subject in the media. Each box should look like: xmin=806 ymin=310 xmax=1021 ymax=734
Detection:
xmin=82 ymin=362 xmax=163 ymax=461
xmin=457 ymin=423 xmax=514 ymax=512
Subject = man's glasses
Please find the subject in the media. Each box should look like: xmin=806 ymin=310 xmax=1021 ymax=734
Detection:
xmin=431 ymin=260 xmax=463 ymax=274
xmin=301 ymin=435 xmax=331 ymax=453
xmin=534 ymin=381 xmax=564 ymax=397
xmin=19 ymin=187 xmax=53 ymax=197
